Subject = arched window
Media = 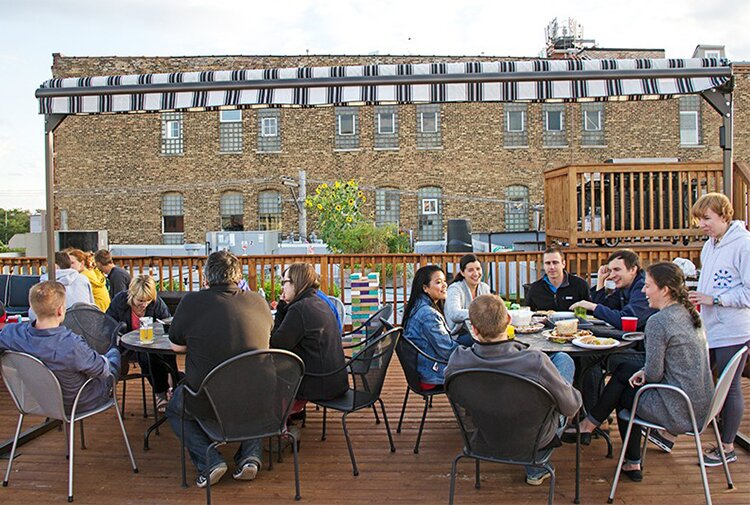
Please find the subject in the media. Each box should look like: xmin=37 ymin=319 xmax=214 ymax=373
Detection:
xmin=375 ymin=187 xmax=400 ymax=226
xmin=418 ymin=186 xmax=443 ymax=241
xmin=161 ymin=192 xmax=184 ymax=244
xmin=258 ymin=190 xmax=282 ymax=231
xmin=505 ymin=185 xmax=530 ymax=231
xmin=220 ymin=191 xmax=244 ymax=231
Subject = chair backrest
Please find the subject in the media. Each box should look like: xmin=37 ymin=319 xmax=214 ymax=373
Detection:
xmin=701 ymin=346 xmax=749 ymax=432
xmin=0 ymin=274 xmax=10 ymax=305
xmin=196 ymin=349 xmax=305 ymax=442
xmin=62 ymin=305 xmax=123 ymax=354
xmin=349 ymin=326 xmax=401 ymax=405
xmin=6 ymin=275 xmax=40 ymax=311
xmin=445 ymin=368 xmax=558 ymax=463
xmin=328 ymin=295 xmax=346 ymax=323
xmin=395 ymin=336 xmax=427 ymax=392
xmin=1 ymin=351 xmax=67 ymax=420
xmin=351 ymin=304 xmax=394 ymax=341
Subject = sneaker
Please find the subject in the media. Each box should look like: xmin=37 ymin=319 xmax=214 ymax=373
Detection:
xmin=703 ymin=446 xmax=737 ymax=467
xmin=196 ymin=463 xmax=227 ymax=488
xmin=643 ymin=429 xmax=674 ymax=454
xmin=155 ymin=393 xmax=169 ymax=413
xmin=233 ymin=460 xmax=259 ymax=481
xmin=525 ymin=468 xmax=552 ymax=486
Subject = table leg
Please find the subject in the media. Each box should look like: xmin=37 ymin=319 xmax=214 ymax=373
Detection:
xmin=575 ymin=415 xmax=580 ymax=504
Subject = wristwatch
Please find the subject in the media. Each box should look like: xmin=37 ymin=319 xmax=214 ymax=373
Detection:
xmin=713 ymin=295 xmax=722 ymax=306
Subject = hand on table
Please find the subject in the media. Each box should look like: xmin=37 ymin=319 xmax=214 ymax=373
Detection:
xmin=570 ymin=300 xmax=597 ymax=312
xmin=628 ymin=370 xmax=646 ymax=388
xmin=687 ymin=291 xmax=713 ymax=306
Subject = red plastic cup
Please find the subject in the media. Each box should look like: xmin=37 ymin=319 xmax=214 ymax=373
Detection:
xmin=621 ymin=316 xmax=638 ymax=332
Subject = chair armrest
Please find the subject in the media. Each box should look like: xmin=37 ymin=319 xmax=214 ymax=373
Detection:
xmin=629 ymin=383 xmax=701 ymax=433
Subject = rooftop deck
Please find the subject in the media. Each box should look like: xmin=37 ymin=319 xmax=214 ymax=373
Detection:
xmin=2 ymin=358 xmax=750 ymax=505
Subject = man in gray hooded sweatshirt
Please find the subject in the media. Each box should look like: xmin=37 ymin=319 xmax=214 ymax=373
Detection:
xmin=30 ymin=252 xmax=94 ymax=320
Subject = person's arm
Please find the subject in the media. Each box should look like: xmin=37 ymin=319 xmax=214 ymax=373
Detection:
xmin=422 ymin=310 xmax=457 ymax=361
xmin=111 ymin=270 xmax=131 ymax=296
xmin=168 ymin=297 xmax=189 ymax=348
xmin=715 ymin=245 xmax=750 ymax=308
xmin=444 ymin=285 xmax=468 ymax=325
xmin=643 ymin=317 xmax=667 ymax=383
xmin=525 ymin=283 xmax=540 ymax=311
xmin=270 ymin=304 xmax=305 ymax=350
xmin=272 ymin=299 xmax=289 ymax=333
xmin=152 ymin=297 xmax=171 ymax=319
xmin=71 ymin=337 xmax=110 ymax=379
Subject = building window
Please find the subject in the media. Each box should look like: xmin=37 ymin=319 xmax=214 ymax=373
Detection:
xmin=416 ymin=104 xmax=441 ymax=148
xmin=220 ymin=191 xmax=244 ymax=231
xmin=257 ymin=109 xmax=282 ymax=152
xmin=219 ymin=110 xmax=243 ymax=153
xmin=261 ymin=117 xmax=278 ymax=137
xmin=162 ymin=192 xmax=184 ymax=244
xmin=258 ymin=190 xmax=282 ymax=230
xmin=375 ymin=188 xmax=400 ymax=226
xmin=543 ymin=104 xmax=567 ymax=147
xmin=545 ymin=110 xmax=563 ymax=131
xmin=504 ymin=104 xmax=528 ymax=147
xmin=418 ymin=186 xmax=443 ymax=241
xmin=335 ymin=107 xmax=360 ymax=150
xmin=505 ymin=185 xmax=530 ymax=232
xmin=679 ymin=96 xmax=701 ymax=146
xmin=161 ymin=112 xmax=183 ymax=155
xmin=581 ymin=103 xmax=606 ymax=146
xmin=374 ymin=105 xmax=399 ymax=149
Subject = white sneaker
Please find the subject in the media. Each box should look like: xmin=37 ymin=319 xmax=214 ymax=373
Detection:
xmin=233 ymin=460 xmax=259 ymax=481
xmin=196 ymin=463 xmax=227 ymax=488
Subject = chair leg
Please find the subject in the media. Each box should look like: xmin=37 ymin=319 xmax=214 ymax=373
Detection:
xmin=63 ymin=422 xmax=70 ymax=460
xmin=113 ymin=394 xmax=138 ymax=474
xmin=121 ymin=379 xmax=127 ymax=416
xmin=289 ymin=431 xmax=301 ymax=501
xmin=205 ymin=444 xmax=215 ymax=505
xmin=180 ymin=410 xmax=188 ymax=488
xmin=414 ymin=396 xmax=429 ymax=454
xmin=449 ymin=454 xmax=464 ymax=505
xmin=397 ymin=387 xmax=410 ymax=433
xmin=607 ymin=416 xmax=636 ymax=504
xmin=378 ymin=398 xmax=396 ymax=453
xmin=140 ymin=376 xmax=148 ymax=418
xmin=3 ymin=414 xmax=24 ymax=486
xmin=640 ymin=427 xmax=650 ymax=470
xmin=341 ymin=412 xmax=359 ymax=476
xmin=79 ymin=420 xmax=86 ymax=450
xmin=371 ymin=404 xmax=381 ymax=424
xmin=474 ymin=459 xmax=480 ymax=489
xmin=321 ymin=407 xmax=327 ymax=441
xmin=545 ymin=463 xmax=556 ymax=505
xmin=277 ymin=435 xmax=283 ymax=463
xmin=68 ymin=420 xmax=75 ymax=502
xmin=712 ymin=419 xmax=734 ymax=489
xmin=693 ymin=430 xmax=712 ymax=505
xmin=267 ymin=438 xmax=274 ymax=471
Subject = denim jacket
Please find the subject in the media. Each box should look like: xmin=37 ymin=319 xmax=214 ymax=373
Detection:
xmin=403 ymin=294 xmax=458 ymax=385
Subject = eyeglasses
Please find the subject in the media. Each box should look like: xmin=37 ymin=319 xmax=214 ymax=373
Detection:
xmin=281 ymin=279 xmax=293 ymax=286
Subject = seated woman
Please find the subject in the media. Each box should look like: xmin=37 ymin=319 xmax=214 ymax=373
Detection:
xmin=67 ymin=248 xmax=111 ymax=312
xmin=271 ymin=263 xmax=348 ymax=406
xmin=445 ymin=254 xmax=491 ymax=346
xmin=403 ymin=265 xmax=457 ymax=389
xmin=107 ymin=274 xmax=178 ymax=411
xmin=568 ymin=262 xmax=714 ymax=482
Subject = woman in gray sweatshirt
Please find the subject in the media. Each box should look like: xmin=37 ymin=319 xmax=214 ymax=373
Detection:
xmin=570 ymin=262 xmax=713 ymax=482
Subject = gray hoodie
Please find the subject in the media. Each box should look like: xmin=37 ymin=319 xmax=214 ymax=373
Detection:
xmin=30 ymin=268 xmax=95 ymax=320
xmin=697 ymin=220 xmax=750 ymax=348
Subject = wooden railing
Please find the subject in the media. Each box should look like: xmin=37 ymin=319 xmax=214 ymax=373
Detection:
xmin=545 ymin=162 xmax=723 ymax=246
xmin=0 ymin=247 xmax=702 ymax=324
xmin=733 ymin=161 xmax=750 ymax=225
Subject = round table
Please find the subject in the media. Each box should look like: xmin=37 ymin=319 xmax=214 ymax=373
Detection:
xmin=513 ymin=331 xmax=637 ymax=356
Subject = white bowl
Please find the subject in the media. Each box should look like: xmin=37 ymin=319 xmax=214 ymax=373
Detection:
xmin=508 ymin=309 xmax=533 ymax=327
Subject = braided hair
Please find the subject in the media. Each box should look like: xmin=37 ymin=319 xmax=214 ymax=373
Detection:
xmin=645 ymin=262 xmax=702 ymax=329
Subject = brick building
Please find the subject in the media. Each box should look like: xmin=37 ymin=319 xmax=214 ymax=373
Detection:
xmin=48 ymin=46 xmax=747 ymax=245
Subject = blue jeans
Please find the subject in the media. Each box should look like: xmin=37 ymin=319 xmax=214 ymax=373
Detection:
xmin=525 ymin=352 xmax=575 ymax=479
xmin=166 ymin=385 xmax=262 ymax=475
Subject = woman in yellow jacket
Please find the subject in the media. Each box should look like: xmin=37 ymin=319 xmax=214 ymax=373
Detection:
xmin=67 ymin=248 xmax=111 ymax=312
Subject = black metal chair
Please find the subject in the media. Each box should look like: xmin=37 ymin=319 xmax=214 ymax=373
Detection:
xmin=309 ymin=326 xmax=402 ymax=476
xmin=180 ymin=349 xmax=305 ymax=505
xmin=395 ymin=336 xmax=448 ymax=453
xmin=445 ymin=369 xmax=565 ymax=505
xmin=341 ymin=304 xmax=393 ymax=349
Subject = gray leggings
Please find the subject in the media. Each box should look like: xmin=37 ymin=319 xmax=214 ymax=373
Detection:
xmin=710 ymin=342 xmax=750 ymax=445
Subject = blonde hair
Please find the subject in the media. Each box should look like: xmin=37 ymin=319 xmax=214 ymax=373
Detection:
xmin=691 ymin=192 xmax=733 ymax=224
xmin=468 ymin=294 xmax=509 ymax=341
xmin=127 ymin=275 xmax=157 ymax=307
xmin=29 ymin=281 xmax=66 ymax=319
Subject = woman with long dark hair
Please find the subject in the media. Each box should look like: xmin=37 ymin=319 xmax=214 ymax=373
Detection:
xmin=445 ymin=254 xmax=491 ymax=346
xmin=403 ymin=265 xmax=457 ymax=389
xmin=566 ymin=262 xmax=713 ymax=482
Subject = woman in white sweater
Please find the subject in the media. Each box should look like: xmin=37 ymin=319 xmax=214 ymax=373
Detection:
xmin=688 ymin=193 xmax=750 ymax=466
xmin=445 ymin=254 xmax=491 ymax=346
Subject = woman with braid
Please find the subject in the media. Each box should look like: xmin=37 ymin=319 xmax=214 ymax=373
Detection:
xmin=565 ymin=262 xmax=713 ymax=482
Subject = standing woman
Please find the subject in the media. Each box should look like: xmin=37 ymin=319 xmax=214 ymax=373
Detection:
xmin=68 ymin=248 xmax=111 ymax=312
xmin=688 ymin=192 xmax=750 ymax=465
xmin=445 ymin=254 xmax=491 ymax=346
xmin=403 ymin=265 xmax=457 ymax=389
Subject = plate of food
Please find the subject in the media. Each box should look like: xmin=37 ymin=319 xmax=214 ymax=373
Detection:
xmin=514 ymin=323 xmax=546 ymax=334
xmin=572 ymin=336 xmax=620 ymax=350
xmin=542 ymin=329 xmax=593 ymax=344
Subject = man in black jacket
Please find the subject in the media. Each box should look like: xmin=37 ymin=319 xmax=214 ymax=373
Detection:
xmin=94 ymin=249 xmax=132 ymax=298
xmin=526 ymin=246 xmax=590 ymax=311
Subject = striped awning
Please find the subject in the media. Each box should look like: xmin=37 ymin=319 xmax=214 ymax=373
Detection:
xmin=37 ymin=57 xmax=732 ymax=115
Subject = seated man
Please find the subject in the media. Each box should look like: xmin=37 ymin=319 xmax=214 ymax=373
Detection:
xmin=166 ymin=251 xmax=273 ymax=489
xmin=526 ymin=245 xmax=590 ymax=312
xmin=0 ymin=281 xmax=120 ymax=413
xmin=445 ymin=294 xmax=581 ymax=486
xmin=94 ymin=249 xmax=132 ymax=299
xmin=570 ymin=248 xmax=656 ymax=330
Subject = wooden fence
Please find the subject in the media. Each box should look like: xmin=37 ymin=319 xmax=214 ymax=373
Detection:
xmin=0 ymin=247 xmax=702 ymax=324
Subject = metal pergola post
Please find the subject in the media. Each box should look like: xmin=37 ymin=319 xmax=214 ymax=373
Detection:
xmin=44 ymin=113 xmax=65 ymax=281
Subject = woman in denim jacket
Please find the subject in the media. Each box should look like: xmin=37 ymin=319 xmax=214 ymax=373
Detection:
xmin=403 ymin=265 xmax=457 ymax=389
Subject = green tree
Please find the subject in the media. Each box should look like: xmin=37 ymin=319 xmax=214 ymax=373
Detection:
xmin=0 ymin=208 xmax=31 ymax=245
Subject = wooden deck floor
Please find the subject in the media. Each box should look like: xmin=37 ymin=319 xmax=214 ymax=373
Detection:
xmin=2 ymin=359 xmax=750 ymax=505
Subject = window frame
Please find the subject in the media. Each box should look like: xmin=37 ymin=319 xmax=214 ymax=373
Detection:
xmin=165 ymin=120 xmax=180 ymax=139
xmin=679 ymin=111 xmax=700 ymax=145
xmin=261 ymin=116 xmax=278 ymax=137
xmin=506 ymin=110 xmax=525 ymax=132
xmin=337 ymin=113 xmax=356 ymax=136
xmin=545 ymin=110 xmax=563 ymax=132
xmin=583 ymin=110 xmax=602 ymax=131
xmin=377 ymin=112 xmax=396 ymax=135
xmin=419 ymin=111 xmax=438 ymax=133
xmin=421 ymin=198 xmax=439 ymax=215
xmin=219 ymin=110 xmax=242 ymax=123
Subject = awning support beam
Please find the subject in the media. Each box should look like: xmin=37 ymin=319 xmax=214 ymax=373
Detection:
xmin=44 ymin=113 xmax=66 ymax=281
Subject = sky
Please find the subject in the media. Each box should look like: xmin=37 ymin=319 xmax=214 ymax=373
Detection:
xmin=0 ymin=0 xmax=748 ymax=212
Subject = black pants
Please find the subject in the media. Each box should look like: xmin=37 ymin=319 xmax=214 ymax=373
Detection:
xmin=135 ymin=351 xmax=180 ymax=395
xmin=579 ymin=349 xmax=645 ymax=412
xmin=589 ymin=361 xmax=643 ymax=463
